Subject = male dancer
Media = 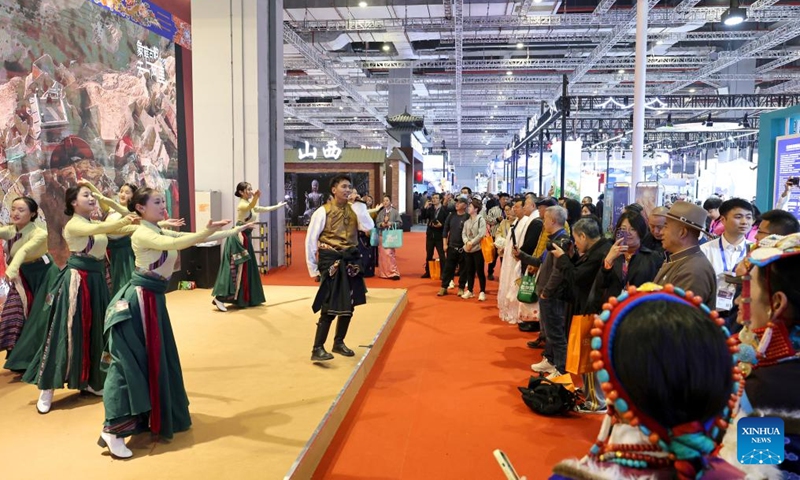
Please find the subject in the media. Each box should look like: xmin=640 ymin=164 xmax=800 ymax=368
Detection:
xmin=305 ymin=175 xmax=375 ymax=361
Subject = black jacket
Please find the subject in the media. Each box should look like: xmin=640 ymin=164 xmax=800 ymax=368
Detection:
xmin=589 ymin=246 xmax=664 ymax=313
xmin=519 ymin=217 xmax=544 ymax=270
xmin=519 ymin=229 xmax=569 ymax=300
xmin=555 ymin=238 xmax=611 ymax=314
xmin=641 ymin=232 xmax=665 ymax=260
xmin=420 ymin=204 xmax=449 ymax=236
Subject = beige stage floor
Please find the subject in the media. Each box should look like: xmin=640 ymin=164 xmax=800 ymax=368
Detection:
xmin=0 ymin=285 xmax=406 ymax=479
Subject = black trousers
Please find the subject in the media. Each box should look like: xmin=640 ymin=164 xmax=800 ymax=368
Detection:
xmin=487 ymin=246 xmax=498 ymax=276
xmin=424 ymin=230 xmax=445 ymax=275
xmin=463 ymin=250 xmax=486 ymax=293
xmin=441 ymin=247 xmax=467 ymax=289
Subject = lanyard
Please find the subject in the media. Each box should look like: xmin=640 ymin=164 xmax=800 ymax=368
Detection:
xmin=718 ymin=239 xmax=746 ymax=273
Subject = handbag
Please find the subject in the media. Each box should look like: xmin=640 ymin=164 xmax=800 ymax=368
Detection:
xmin=480 ymin=223 xmax=494 ymax=263
xmin=381 ymin=225 xmax=403 ymax=249
xmin=518 ymin=376 xmax=578 ymax=416
xmin=517 ymin=273 xmax=538 ymax=304
xmin=369 ymin=228 xmax=379 ymax=247
xmin=565 ymin=314 xmax=594 ymax=375
xmin=428 ymin=259 xmax=441 ymax=280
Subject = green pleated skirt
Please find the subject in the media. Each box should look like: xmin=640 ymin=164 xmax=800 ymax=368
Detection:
xmin=22 ymin=255 xmax=110 ymax=391
xmin=103 ymin=272 xmax=190 ymax=439
xmin=107 ymin=236 xmax=135 ymax=295
xmin=3 ymin=256 xmax=59 ymax=371
xmin=211 ymin=228 xmax=265 ymax=308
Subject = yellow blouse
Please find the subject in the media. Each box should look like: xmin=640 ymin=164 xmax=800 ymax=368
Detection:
xmin=0 ymin=222 xmax=48 ymax=280
xmin=236 ymin=198 xmax=281 ymax=223
xmin=63 ymin=215 xmax=138 ymax=260
xmin=132 ymin=220 xmax=246 ymax=279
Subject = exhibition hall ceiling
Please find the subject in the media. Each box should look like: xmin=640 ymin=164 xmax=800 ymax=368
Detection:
xmin=168 ymin=1 xmax=800 ymax=166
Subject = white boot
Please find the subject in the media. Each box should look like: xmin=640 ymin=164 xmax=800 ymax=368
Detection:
xmin=98 ymin=431 xmax=133 ymax=459
xmin=84 ymin=385 xmax=104 ymax=396
xmin=36 ymin=389 xmax=54 ymax=414
xmin=212 ymin=298 xmax=228 ymax=312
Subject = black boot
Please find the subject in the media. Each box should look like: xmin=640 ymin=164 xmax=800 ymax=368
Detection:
xmin=311 ymin=315 xmax=334 ymax=361
xmin=332 ymin=316 xmax=355 ymax=357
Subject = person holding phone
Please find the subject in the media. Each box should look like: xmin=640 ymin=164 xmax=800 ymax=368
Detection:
xmin=590 ymin=211 xmax=663 ymax=313
xmin=776 ymin=177 xmax=800 ymax=211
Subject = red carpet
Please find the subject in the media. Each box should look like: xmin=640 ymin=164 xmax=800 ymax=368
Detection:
xmin=265 ymin=230 xmax=601 ymax=480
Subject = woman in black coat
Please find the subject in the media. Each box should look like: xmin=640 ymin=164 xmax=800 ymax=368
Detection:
xmin=589 ymin=210 xmax=664 ymax=312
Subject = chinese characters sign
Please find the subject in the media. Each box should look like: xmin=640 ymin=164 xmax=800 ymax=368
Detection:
xmin=298 ymin=140 xmax=342 ymax=160
xmin=136 ymin=41 xmax=167 ymax=86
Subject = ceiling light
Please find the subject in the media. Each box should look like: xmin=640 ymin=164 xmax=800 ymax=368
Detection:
xmin=382 ymin=44 xmax=390 ymax=52
xmin=494 ymin=105 xmax=498 ymax=108
xmin=689 ymin=88 xmax=696 ymax=93
xmin=506 ymin=70 xmax=513 ymax=75
xmin=618 ymin=69 xmax=625 ymax=74
xmin=656 ymin=39 xmax=664 ymax=45
xmin=516 ymin=42 xmax=524 ymax=49
xmin=490 ymin=115 xmax=495 ymax=119
xmin=533 ymin=0 xmax=543 ymax=3
xmin=484 ymin=130 xmax=488 ymax=133
xmin=358 ymin=1 xmax=368 ymax=7
xmin=593 ymin=90 xmax=598 ymax=94
xmin=722 ymin=0 xmax=745 ymax=26
xmin=339 ymin=106 xmax=343 ymax=110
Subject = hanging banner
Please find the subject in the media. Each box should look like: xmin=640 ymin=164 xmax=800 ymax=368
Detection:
xmin=88 ymin=0 xmax=192 ymax=50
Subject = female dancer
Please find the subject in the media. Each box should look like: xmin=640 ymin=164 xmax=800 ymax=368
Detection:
xmin=23 ymin=184 xmax=139 ymax=414
xmin=211 ymin=182 xmax=285 ymax=312
xmin=82 ymin=182 xmax=185 ymax=294
xmin=100 ymin=188 xmax=252 ymax=458
xmin=375 ymin=195 xmax=401 ymax=280
xmin=0 ymin=197 xmax=56 ymax=362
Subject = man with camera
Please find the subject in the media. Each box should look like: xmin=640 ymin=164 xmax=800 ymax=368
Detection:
xmin=516 ymin=205 xmax=571 ymax=376
xmin=420 ymin=193 xmax=448 ymax=278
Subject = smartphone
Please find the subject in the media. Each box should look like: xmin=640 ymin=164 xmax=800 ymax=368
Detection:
xmin=493 ymin=449 xmax=521 ymax=480
xmin=790 ymin=176 xmax=800 ymax=186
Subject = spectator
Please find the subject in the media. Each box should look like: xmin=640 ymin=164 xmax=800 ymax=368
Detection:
xmin=581 ymin=196 xmax=593 ymax=205
xmin=375 ymin=195 xmax=401 ymax=280
xmin=641 ymin=205 xmax=667 ymax=257
xmin=550 ymin=286 xmax=742 ymax=480
xmin=596 ymin=193 xmax=605 ymax=224
xmin=460 ymin=186 xmax=472 ymax=196
xmin=437 ymin=196 xmax=469 ymax=296
xmin=461 ymin=198 xmax=487 ymax=301
xmin=745 ymin=203 xmax=761 ymax=241
xmin=515 ymin=195 xmax=551 ymax=332
xmin=498 ymin=197 xmax=532 ymax=323
xmin=580 ymin=203 xmax=596 ymax=217
xmin=549 ymin=217 xmax=611 ymax=413
xmin=484 ymin=193 xmax=508 ymax=280
xmin=519 ymin=205 xmax=570 ymax=376
xmin=591 ymin=210 xmax=663 ymax=313
xmin=420 ymin=193 xmax=448 ymax=278
xmin=755 ymin=209 xmax=800 ymax=242
xmin=703 ymin=196 xmax=724 ymax=237
xmin=443 ymin=192 xmax=455 ymax=213
xmin=775 ymin=178 xmax=799 ymax=211
xmin=563 ymin=198 xmax=582 ymax=228
xmin=700 ymin=198 xmax=753 ymax=328
xmin=653 ymin=202 xmax=717 ymax=308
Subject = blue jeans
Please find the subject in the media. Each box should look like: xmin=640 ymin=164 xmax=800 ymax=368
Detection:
xmin=539 ymin=297 xmax=567 ymax=373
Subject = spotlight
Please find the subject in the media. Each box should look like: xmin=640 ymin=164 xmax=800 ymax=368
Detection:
xmin=705 ymin=113 xmax=713 ymax=127
xmin=656 ymin=39 xmax=664 ymax=45
xmin=516 ymin=42 xmax=524 ymax=49
xmin=358 ymin=1 xmax=368 ymax=7
xmin=618 ymin=69 xmax=625 ymax=74
xmin=689 ymin=88 xmax=696 ymax=93
xmin=382 ymin=44 xmax=391 ymax=52
xmin=506 ymin=70 xmax=513 ymax=75
xmin=722 ymin=0 xmax=745 ymax=26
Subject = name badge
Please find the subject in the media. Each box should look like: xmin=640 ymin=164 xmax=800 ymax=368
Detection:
xmin=716 ymin=275 xmax=736 ymax=311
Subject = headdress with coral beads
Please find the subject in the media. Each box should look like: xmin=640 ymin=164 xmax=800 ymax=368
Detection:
xmin=587 ymin=283 xmax=744 ymax=474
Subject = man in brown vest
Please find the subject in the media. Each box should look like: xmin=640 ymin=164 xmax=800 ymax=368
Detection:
xmin=305 ymin=175 xmax=375 ymax=362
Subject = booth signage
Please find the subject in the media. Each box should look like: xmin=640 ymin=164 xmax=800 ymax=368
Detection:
xmin=298 ymin=140 xmax=342 ymax=160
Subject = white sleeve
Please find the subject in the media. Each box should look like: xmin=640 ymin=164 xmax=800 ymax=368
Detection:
xmin=352 ymin=201 xmax=375 ymax=233
xmin=305 ymin=207 xmax=326 ymax=277
xmin=776 ymin=192 xmax=789 ymax=211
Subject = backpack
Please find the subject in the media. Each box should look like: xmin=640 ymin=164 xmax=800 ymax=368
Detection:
xmin=518 ymin=376 xmax=578 ymax=416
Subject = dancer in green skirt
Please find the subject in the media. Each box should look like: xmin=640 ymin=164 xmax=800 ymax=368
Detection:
xmin=23 ymin=185 xmax=139 ymax=414
xmin=0 ymin=197 xmax=58 ymax=367
xmin=211 ymin=182 xmax=285 ymax=312
xmin=99 ymin=188 xmax=253 ymax=458
xmin=82 ymin=182 xmax=185 ymax=295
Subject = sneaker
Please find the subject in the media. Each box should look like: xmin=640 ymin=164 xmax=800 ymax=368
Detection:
xmin=531 ymin=358 xmax=557 ymax=374
xmin=437 ymin=288 xmax=447 ymax=296
xmin=478 ymin=292 xmax=486 ymax=301
xmin=575 ymin=404 xmax=608 ymax=415
xmin=448 ymin=280 xmax=455 ymax=289
xmin=457 ymin=288 xmax=464 ymax=296
xmin=461 ymin=291 xmax=474 ymax=299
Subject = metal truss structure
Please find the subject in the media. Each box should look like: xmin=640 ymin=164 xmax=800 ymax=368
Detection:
xmin=282 ymin=2 xmax=800 ymax=166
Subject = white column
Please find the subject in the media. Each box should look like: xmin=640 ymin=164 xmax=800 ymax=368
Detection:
xmin=192 ymin=0 xmax=285 ymax=266
xmin=630 ymin=0 xmax=648 ymax=203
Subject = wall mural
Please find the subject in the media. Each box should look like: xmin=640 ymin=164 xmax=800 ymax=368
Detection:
xmin=0 ymin=0 xmax=180 ymax=265
xmin=285 ymin=172 xmax=370 ymax=226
